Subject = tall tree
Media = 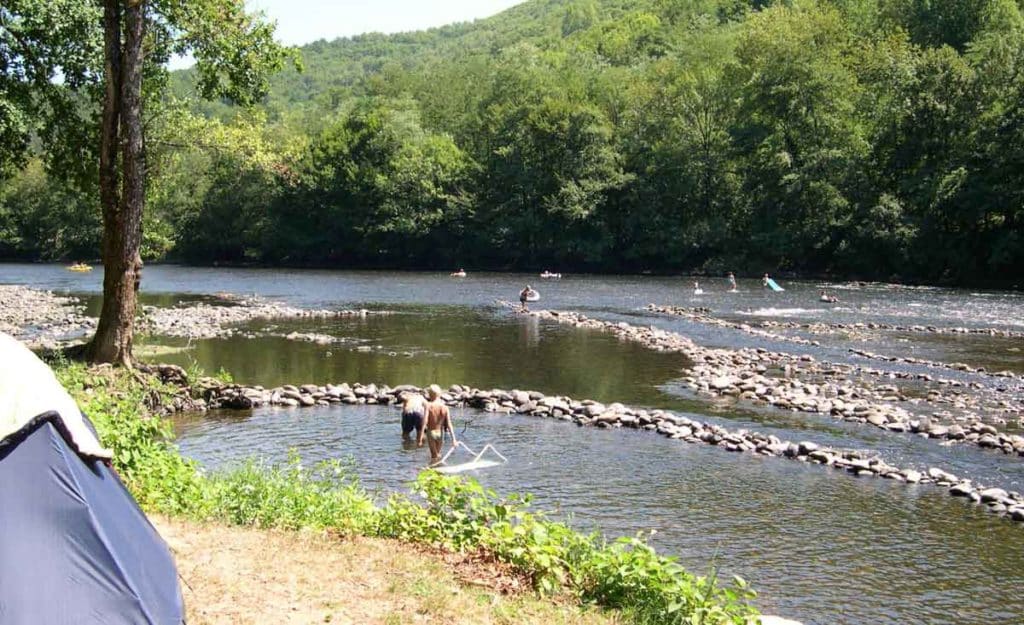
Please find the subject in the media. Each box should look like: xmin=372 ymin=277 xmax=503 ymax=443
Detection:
xmin=2 ymin=1 xmax=296 ymax=364
xmin=87 ymin=0 xmax=297 ymax=364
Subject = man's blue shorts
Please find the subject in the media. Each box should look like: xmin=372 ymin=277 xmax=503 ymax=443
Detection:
xmin=402 ymin=409 xmax=424 ymax=435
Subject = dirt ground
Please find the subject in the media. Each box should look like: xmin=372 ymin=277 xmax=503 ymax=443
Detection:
xmin=153 ymin=516 xmax=619 ymax=625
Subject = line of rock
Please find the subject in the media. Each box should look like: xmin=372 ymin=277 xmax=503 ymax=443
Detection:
xmin=140 ymin=297 xmax=389 ymax=340
xmin=761 ymin=318 xmax=1024 ymax=340
xmin=643 ymin=304 xmax=822 ymax=347
xmin=646 ymin=304 xmax=1021 ymax=382
xmin=157 ymin=370 xmax=1023 ymax=525
xmin=520 ymin=307 xmax=1024 ymax=457
xmin=846 ymin=347 xmax=1020 ymax=381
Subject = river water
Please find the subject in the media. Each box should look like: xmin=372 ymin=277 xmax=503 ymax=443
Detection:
xmin=4 ymin=263 xmax=1024 ymax=625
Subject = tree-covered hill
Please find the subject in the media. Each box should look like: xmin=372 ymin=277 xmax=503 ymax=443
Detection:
xmin=4 ymin=0 xmax=1024 ymax=285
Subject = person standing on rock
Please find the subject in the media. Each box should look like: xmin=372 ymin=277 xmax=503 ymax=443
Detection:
xmin=419 ymin=384 xmax=457 ymax=465
xmin=400 ymin=391 xmax=428 ymax=442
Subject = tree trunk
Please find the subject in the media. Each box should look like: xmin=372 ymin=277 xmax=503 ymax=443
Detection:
xmin=87 ymin=0 xmax=145 ymax=365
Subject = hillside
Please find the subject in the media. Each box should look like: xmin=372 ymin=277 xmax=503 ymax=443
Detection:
xmin=171 ymin=0 xmax=645 ymax=118
xmin=5 ymin=0 xmax=1024 ymax=284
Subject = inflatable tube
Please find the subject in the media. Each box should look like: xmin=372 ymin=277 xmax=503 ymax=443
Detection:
xmin=766 ymin=278 xmax=785 ymax=292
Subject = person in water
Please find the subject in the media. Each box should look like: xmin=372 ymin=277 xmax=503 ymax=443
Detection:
xmin=762 ymin=273 xmax=770 ymax=287
xmin=400 ymin=391 xmax=427 ymax=442
xmin=819 ymin=290 xmax=839 ymax=304
xmin=519 ymin=285 xmax=533 ymax=311
xmin=727 ymin=272 xmax=737 ymax=291
xmin=451 ymin=268 xmax=466 ymax=277
xmin=418 ymin=384 xmax=457 ymax=464
xmin=693 ymin=280 xmax=702 ymax=294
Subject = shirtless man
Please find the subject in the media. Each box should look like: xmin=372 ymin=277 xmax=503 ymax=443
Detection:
xmin=400 ymin=391 xmax=428 ymax=442
xmin=418 ymin=384 xmax=458 ymax=464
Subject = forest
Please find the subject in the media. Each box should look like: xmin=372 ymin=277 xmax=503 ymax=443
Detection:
xmin=2 ymin=0 xmax=1023 ymax=285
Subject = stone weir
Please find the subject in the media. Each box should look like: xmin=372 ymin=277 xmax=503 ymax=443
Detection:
xmin=141 ymin=296 xmax=391 ymax=340
xmin=171 ymin=371 xmax=1023 ymax=526
xmin=645 ymin=303 xmax=1023 ymax=381
xmin=761 ymin=317 xmax=1024 ymax=341
xmin=515 ymin=306 xmax=1024 ymax=458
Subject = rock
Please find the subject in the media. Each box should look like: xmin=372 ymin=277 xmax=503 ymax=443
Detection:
xmin=928 ymin=468 xmax=957 ymax=483
xmin=797 ymin=441 xmax=820 ymax=455
xmin=903 ymin=470 xmax=922 ymax=483
xmin=949 ymin=482 xmax=973 ymax=497
xmin=980 ymin=488 xmax=1008 ymax=503
xmin=866 ymin=412 xmax=888 ymax=427
xmin=710 ymin=376 xmax=735 ymax=391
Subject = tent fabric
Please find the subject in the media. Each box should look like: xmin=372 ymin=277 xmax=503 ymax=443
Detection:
xmin=0 ymin=334 xmax=185 ymax=625
xmin=0 ymin=331 xmax=111 ymax=458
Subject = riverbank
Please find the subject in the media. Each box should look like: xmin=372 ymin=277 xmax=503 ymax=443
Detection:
xmin=51 ymin=362 xmax=760 ymax=625
xmin=153 ymin=515 xmax=618 ymax=625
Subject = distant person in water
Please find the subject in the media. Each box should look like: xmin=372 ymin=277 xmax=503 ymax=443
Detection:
xmin=419 ymin=384 xmax=457 ymax=464
xmin=519 ymin=285 xmax=533 ymax=311
xmin=819 ymin=290 xmax=839 ymax=304
xmin=693 ymin=280 xmax=703 ymax=295
xmin=400 ymin=391 xmax=427 ymax=442
xmin=762 ymin=273 xmax=770 ymax=287
xmin=727 ymin=272 xmax=737 ymax=291
xmin=451 ymin=268 xmax=466 ymax=277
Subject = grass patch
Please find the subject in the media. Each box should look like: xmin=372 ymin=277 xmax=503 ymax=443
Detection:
xmin=54 ymin=362 xmax=759 ymax=625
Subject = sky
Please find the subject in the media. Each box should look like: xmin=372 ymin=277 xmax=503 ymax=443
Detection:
xmin=169 ymin=0 xmax=523 ymax=69
xmin=247 ymin=0 xmax=525 ymax=45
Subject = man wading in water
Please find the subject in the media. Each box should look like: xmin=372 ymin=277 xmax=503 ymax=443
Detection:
xmin=418 ymin=384 xmax=458 ymax=464
xmin=400 ymin=391 xmax=427 ymax=442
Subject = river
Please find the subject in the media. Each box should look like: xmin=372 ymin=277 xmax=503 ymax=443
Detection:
xmin=4 ymin=263 xmax=1024 ymax=625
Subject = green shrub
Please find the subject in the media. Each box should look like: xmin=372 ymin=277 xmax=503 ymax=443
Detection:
xmin=206 ymin=452 xmax=377 ymax=533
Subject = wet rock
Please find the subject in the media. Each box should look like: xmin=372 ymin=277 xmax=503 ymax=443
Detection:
xmin=980 ymin=488 xmax=1009 ymax=503
xmin=949 ymin=482 xmax=974 ymax=497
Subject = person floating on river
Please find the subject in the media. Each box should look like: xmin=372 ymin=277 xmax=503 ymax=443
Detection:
xmin=727 ymin=272 xmax=738 ymax=292
xmin=693 ymin=281 xmax=703 ymax=295
xmin=400 ymin=391 xmax=427 ymax=442
xmin=450 ymin=268 xmax=467 ymax=277
xmin=819 ymin=290 xmax=839 ymax=304
xmin=419 ymin=384 xmax=457 ymax=464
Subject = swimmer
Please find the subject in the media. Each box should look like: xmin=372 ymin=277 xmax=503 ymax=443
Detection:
xmin=727 ymin=272 xmax=738 ymax=292
xmin=693 ymin=280 xmax=703 ymax=295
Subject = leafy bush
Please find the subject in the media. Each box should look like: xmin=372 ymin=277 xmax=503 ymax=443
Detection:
xmin=206 ymin=453 xmax=377 ymax=534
